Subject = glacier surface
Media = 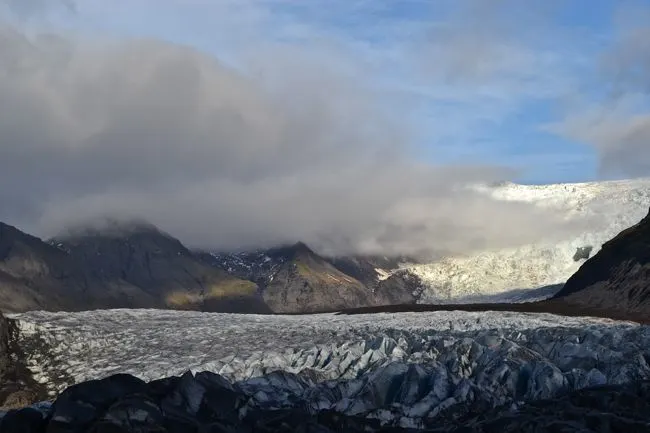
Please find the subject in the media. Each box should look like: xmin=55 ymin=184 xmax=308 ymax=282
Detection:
xmin=9 ymin=309 xmax=650 ymax=427
xmin=409 ymin=178 xmax=650 ymax=302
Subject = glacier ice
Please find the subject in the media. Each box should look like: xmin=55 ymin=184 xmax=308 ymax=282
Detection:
xmin=409 ymin=178 xmax=650 ymax=302
xmin=8 ymin=309 xmax=650 ymax=426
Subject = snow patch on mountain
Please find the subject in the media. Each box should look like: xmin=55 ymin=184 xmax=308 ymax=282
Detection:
xmin=410 ymin=178 xmax=650 ymax=303
xmin=374 ymin=267 xmax=391 ymax=281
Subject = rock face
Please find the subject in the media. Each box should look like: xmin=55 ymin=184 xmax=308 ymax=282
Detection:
xmin=0 ymin=312 xmax=44 ymax=410
xmin=0 ymin=220 xmax=269 ymax=313
xmin=53 ymin=221 xmax=270 ymax=313
xmin=2 ymin=371 xmax=650 ymax=433
xmin=329 ymin=255 xmax=422 ymax=305
xmin=259 ymin=243 xmax=376 ymax=313
xmin=553 ymin=207 xmax=650 ymax=315
xmin=0 ymin=222 xmax=82 ymax=312
xmin=206 ymin=245 xmax=422 ymax=313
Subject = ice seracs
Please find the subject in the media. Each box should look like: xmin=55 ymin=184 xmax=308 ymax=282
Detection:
xmin=409 ymin=178 xmax=650 ymax=303
xmin=8 ymin=309 xmax=649 ymax=427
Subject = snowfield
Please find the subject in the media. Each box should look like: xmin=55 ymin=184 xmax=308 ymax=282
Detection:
xmin=9 ymin=309 xmax=650 ymax=426
xmin=409 ymin=178 xmax=650 ymax=303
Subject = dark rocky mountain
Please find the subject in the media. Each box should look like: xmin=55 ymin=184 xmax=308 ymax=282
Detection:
xmin=52 ymin=220 xmax=269 ymax=313
xmin=0 ymin=219 xmax=420 ymax=314
xmin=0 ymin=220 xmax=269 ymax=313
xmin=261 ymin=242 xmax=374 ymax=313
xmin=206 ymin=243 xmax=422 ymax=313
xmin=3 ymin=370 xmax=650 ymax=433
xmin=553 ymin=206 xmax=650 ymax=315
xmin=0 ymin=221 xmax=116 ymax=312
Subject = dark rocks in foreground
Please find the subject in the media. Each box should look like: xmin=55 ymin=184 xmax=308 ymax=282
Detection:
xmin=3 ymin=372 xmax=650 ymax=433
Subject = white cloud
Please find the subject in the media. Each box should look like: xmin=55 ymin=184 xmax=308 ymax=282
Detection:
xmin=0 ymin=0 xmax=614 ymax=257
xmin=0 ymin=20 xmax=582 ymax=257
xmin=548 ymin=2 xmax=650 ymax=177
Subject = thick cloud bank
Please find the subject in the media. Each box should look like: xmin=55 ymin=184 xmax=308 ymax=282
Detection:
xmin=0 ymin=24 xmax=577 ymax=256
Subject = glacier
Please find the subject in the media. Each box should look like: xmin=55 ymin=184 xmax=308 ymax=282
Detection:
xmin=9 ymin=309 xmax=650 ymax=427
xmin=408 ymin=178 xmax=650 ymax=303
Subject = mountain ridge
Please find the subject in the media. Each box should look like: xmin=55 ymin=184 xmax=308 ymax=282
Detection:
xmin=2 ymin=178 xmax=650 ymax=314
xmin=0 ymin=221 xmax=420 ymax=313
xmin=203 ymin=242 xmax=421 ymax=313
xmin=0 ymin=220 xmax=269 ymax=313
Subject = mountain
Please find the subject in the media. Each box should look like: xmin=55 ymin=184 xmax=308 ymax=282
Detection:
xmin=0 ymin=221 xmax=112 ymax=312
xmin=328 ymin=255 xmax=422 ymax=305
xmin=201 ymin=179 xmax=650 ymax=308
xmin=552 ymin=206 xmax=650 ymax=315
xmin=205 ymin=244 xmax=422 ymax=313
xmin=0 ymin=219 xmax=418 ymax=314
xmin=408 ymin=178 xmax=650 ymax=303
xmin=261 ymin=243 xmax=373 ymax=313
xmin=3 ymin=178 xmax=650 ymax=314
xmin=0 ymin=220 xmax=269 ymax=313
xmin=51 ymin=220 xmax=270 ymax=313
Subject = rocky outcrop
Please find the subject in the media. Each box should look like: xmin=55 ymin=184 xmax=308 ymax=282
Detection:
xmin=207 ymin=245 xmax=422 ymax=313
xmin=450 ymin=381 xmax=650 ymax=432
xmin=329 ymin=255 xmax=422 ymax=305
xmin=260 ymin=243 xmax=376 ymax=313
xmin=0 ymin=222 xmax=85 ymax=312
xmin=553 ymin=207 xmax=650 ymax=315
xmin=2 ymin=371 xmax=650 ymax=433
xmin=0 ymin=312 xmax=45 ymax=410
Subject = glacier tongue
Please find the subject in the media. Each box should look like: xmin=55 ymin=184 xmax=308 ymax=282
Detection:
xmin=8 ymin=309 xmax=650 ymax=426
xmin=409 ymin=178 xmax=650 ymax=302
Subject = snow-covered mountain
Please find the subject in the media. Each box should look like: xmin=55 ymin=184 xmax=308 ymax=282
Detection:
xmin=9 ymin=309 xmax=648 ymax=427
xmin=408 ymin=178 xmax=650 ymax=303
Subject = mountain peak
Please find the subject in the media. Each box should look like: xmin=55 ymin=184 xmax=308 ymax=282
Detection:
xmin=0 ymin=221 xmax=62 ymax=257
xmin=290 ymin=241 xmax=314 ymax=255
xmin=264 ymin=241 xmax=317 ymax=261
xmin=55 ymin=217 xmax=169 ymax=242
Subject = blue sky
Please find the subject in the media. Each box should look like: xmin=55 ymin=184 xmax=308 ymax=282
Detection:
xmin=5 ymin=0 xmax=648 ymax=185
